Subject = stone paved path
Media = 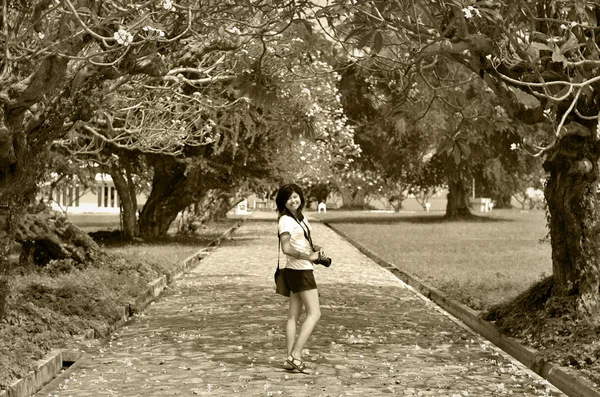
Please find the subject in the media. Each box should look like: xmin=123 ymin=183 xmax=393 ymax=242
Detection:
xmin=38 ymin=212 xmax=564 ymax=397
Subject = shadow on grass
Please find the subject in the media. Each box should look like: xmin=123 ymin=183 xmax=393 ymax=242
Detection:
xmin=89 ymin=230 xmax=227 ymax=248
xmin=317 ymin=213 xmax=510 ymax=225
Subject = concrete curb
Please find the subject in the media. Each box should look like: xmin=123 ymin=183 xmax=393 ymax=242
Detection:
xmin=323 ymin=220 xmax=600 ymax=397
xmin=0 ymin=350 xmax=63 ymax=397
xmin=1 ymin=219 xmax=245 ymax=397
xmin=31 ymin=351 xmax=87 ymax=397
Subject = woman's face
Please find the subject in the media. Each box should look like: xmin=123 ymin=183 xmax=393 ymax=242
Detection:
xmin=285 ymin=192 xmax=301 ymax=213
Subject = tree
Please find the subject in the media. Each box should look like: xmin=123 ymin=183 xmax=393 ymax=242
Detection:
xmin=130 ymin=24 xmax=359 ymax=238
xmin=20 ymin=2 xmax=358 ymax=241
xmin=335 ymin=63 xmax=438 ymax=211
xmin=305 ymin=183 xmax=332 ymax=207
xmin=473 ymin=124 xmax=546 ymax=209
xmin=0 ymin=1 xmax=325 ymax=265
xmin=315 ymin=0 xmax=600 ymax=318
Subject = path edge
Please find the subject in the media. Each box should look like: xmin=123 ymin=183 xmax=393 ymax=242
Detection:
xmin=0 ymin=218 xmax=247 ymax=397
xmin=322 ymin=220 xmax=600 ymax=397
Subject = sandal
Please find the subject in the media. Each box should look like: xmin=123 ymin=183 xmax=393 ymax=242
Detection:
xmin=286 ymin=356 xmax=308 ymax=374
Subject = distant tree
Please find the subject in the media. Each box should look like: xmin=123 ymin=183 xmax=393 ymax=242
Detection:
xmin=336 ymin=64 xmax=436 ymax=211
xmin=305 ymin=183 xmax=332 ymax=207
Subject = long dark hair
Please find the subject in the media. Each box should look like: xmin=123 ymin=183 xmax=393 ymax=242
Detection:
xmin=275 ymin=183 xmax=306 ymax=221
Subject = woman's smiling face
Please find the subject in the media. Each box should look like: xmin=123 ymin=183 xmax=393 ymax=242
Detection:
xmin=285 ymin=192 xmax=301 ymax=213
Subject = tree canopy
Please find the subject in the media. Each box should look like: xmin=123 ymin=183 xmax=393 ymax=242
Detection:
xmin=313 ymin=0 xmax=600 ymax=319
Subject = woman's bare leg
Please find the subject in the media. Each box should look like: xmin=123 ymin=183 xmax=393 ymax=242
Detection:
xmin=286 ymin=292 xmax=303 ymax=356
xmin=290 ymin=288 xmax=321 ymax=360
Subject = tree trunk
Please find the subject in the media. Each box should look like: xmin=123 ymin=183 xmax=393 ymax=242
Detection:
xmin=338 ymin=186 xmax=367 ymax=208
xmin=415 ymin=188 xmax=436 ymax=210
xmin=15 ymin=209 xmax=99 ymax=265
xmin=208 ymin=193 xmax=236 ymax=221
xmin=109 ymin=162 xmax=139 ymax=239
xmin=543 ymin=134 xmax=600 ymax=316
xmin=199 ymin=190 xmax=237 ymax=222
xmin=139 ymin=180 xmax=192 ymax=238
xmin=512 ymin=193 xmax=527 ymax=210
xmin=492 ymin=193 xmax=512 ymax=209
xmin=138 ymin=159 xmax=196 ymax=239
xmin=389 ymin=198 xmax=403 ymax=212
xmin=445 ymin=176 xmax=471 ymax=218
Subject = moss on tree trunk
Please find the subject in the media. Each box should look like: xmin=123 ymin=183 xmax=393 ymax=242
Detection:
xmin=544 ymin=134 xmax=600 ymax=317
xmin=15 ymin=209 xmax=99 ymax=266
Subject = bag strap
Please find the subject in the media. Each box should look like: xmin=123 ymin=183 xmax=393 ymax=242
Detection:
xmin=277 ymin=234 xmax=281 ymax=270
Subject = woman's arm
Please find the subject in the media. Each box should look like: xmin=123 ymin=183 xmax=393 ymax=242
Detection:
xmin=280 ymin=233 xmax=319 ymax=261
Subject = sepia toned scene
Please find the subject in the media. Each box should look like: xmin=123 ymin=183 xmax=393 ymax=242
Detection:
xmin=0 ymin=1 xmax=599 ymax=396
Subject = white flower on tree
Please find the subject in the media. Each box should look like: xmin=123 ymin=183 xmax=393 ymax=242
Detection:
xmin=462 ymin=6 xmax=481 ymax=19
xmin=142 ymin=26 xmax=165 ymax=37
xmin=161 ymin=0 xmax=174 ymax=11
xmin=113 ymin=28 xmax=133 ymax=46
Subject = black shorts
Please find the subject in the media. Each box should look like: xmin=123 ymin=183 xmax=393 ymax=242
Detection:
xmin=284 ymin=269 xmax=317 ymax=294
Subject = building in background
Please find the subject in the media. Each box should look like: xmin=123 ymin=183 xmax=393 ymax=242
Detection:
xmin=40 ymin=174 xmax=147 ymax=214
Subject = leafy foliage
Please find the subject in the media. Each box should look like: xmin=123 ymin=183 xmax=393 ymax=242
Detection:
xmin=315 ymin=0 xmax=600 ymax=151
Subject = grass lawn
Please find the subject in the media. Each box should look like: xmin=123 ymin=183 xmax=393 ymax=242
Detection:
xmin=318 ymin=209 xmax=600 ymax=388
xmin=67 ymin=214 xmax=238 ymax=267
xmin=316 ymin=209 xmax=551 ymax=311
xmin=103 ymin=226 xmax=238 ymax=275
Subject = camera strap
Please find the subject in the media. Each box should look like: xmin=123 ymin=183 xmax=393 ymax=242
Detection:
xmin=293 ymin=217 xmax=315 ymax=252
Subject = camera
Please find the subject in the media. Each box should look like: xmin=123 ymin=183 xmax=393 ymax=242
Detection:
xmin=313 ymin=257 xmax=332 ymax=267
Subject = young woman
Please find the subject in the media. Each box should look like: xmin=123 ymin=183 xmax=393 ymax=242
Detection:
xmin=275 ymin=183 xmax=326 ymax=374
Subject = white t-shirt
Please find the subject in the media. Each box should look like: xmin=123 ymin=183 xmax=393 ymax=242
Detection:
xmin=278 ymin=215 xmax=314 ymax=270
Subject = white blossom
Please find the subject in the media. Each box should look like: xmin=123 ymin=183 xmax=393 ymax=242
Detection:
xmin=161 ymin=0 xmax=174 ymax=11
xmin=142 ymin=25 xmax=165 ymax=37
xmin=462 ymin=6 xmax=481 ymax=19
xmin=37 ymin=32 xmax=45 ymax=39
xmin=113 ymin=28 xmax=133 ymax=46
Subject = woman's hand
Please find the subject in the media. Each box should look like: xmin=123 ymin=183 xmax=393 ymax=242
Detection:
xmin=313 ymin=244 xmax=326 ymax=259
xmin=318 ymin=247 xmax=326 ymax=259
xmin=309 ymin=252 xmax=320 ymax=262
